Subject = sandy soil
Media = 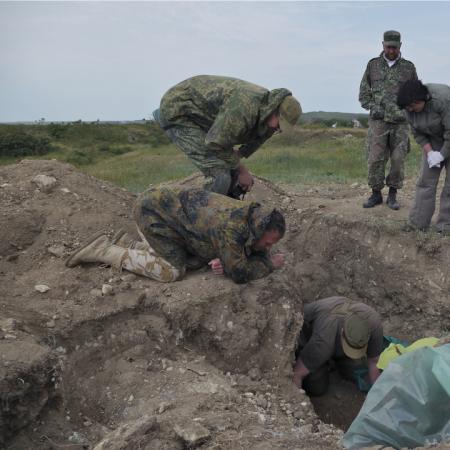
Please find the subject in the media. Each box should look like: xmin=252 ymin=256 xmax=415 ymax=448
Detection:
xmin=1 ymin=159 xmax=449 ymax=449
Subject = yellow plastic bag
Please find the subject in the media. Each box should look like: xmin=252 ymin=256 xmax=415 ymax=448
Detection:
xmin=377 ymin=337 xmax=439 ymax=370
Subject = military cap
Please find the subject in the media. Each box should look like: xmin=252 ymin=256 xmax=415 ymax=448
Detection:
xmin=383 ymin=30 xmax=401 ymax=48
xmin=341 ymin=314 xmax=370 ymax=359
xmin=279 ymin=96 xmax=302 ymax=126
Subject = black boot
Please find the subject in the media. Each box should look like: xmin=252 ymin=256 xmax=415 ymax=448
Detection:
xmin=363 ymin=189 xmax=383 ymax=208
xmin=386 ymin=187 xmax=400 ymax=210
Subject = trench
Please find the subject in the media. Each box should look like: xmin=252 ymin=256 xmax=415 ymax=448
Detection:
xmin=5 ymin=213 xmax=450 ymax=449
xmin=287 ymin=213 xmax=450 ymax=434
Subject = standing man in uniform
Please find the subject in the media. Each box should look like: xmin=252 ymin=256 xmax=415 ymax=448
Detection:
xmin=359 ymin=30 xmax=418 ymax=210
xmin=293 ymin=297 xmax=383 ymax=396
xmin=153 ymin=75 xmax=301 ymax=198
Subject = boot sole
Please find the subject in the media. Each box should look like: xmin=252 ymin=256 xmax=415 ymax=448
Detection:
xmin=65 ymin=231 xmax=106 ymax=268
xmin=363 ymin=201 xmax=383 ymax=208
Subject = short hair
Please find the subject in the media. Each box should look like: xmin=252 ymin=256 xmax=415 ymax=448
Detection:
xmin=264 ymin=209 xmax=286 ymax=237
xmin=397 ymin=80 xmax=429 ymax=109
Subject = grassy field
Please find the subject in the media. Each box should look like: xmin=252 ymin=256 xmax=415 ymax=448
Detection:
xmin=0 ymin=123 xmax=422 ymax=193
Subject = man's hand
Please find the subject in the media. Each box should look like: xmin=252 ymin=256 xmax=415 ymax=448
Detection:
xmin=292 ymin=358 xmax=310 ymax=393
xmin=270 ymin=253 xmax=285 ymax=268
xmin=292 ymin=373 xmax=305 ymax=392
xmin=208 ymin=258 xmax=224 ymax=275
xmin=370 ymin=105 xmax=385 ymax=120
xmin=237 ymin=165 xmax=254 ymax=192
xmin=427 ymin=150 xmax=445 ymax=168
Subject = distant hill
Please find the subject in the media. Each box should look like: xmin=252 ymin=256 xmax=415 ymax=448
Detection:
xmin=300 ymin=111 xmax=368 ymax=123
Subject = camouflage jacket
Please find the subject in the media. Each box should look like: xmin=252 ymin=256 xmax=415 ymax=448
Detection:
xmin=359 ymin=53 xmax=417 ymax=123
xmin=159 ymin=75 xmax=292 ymax=158
xmin=136 ymin=187 xmax=276 ymax=284
xmin=406 ymin=83 xmax=450 ymax=159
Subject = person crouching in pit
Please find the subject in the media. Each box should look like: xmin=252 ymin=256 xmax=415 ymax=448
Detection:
xmin=293 ymin=297 xmax=383 ymax=396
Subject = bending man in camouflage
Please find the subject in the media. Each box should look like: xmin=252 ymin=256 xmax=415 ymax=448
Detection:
xmin=66 ymin=187 xmax=286 ymax=284
xmin=359 ymin=30 xmax=417 ymax=210
xmin=153 ymin=75 xmax=301 ymax=198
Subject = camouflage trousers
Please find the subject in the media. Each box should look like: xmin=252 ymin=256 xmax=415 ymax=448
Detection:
xmin=153 ymin=108 xmax=239 ymax=195
xmin=366 ymin=119 xmax=409 ymax=190
xmin=409 ymin=154 xmax=450 ymax=232
xmin=121 ymin=229 xmax=184 ymax=282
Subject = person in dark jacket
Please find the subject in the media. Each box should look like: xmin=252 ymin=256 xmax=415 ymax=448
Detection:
xmin=293 ymin=297 xmax=383 ymax=396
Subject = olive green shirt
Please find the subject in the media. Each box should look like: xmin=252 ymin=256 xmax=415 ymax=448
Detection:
xmin=298 ymin=297 xmax=383 ymax=373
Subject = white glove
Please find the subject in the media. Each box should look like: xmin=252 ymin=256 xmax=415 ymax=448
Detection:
xmin=427 ymin=151 xmax=445 ymax=168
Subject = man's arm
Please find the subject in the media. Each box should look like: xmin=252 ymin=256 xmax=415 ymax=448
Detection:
xmin=293 ymin=320 xmax=336 ymax=389
xmin=411 ymin=124 xmax=431 ymax=151
xmin=411 ymin=64 xmax=419 ymax=82
xmin=359 ymin=63 xmax=374 ymax=111
xmin=439 ymin=103 xmax=450 ymax=159
xmin=367 ymin=356 xmax=381 ymax=384
xmin=238 ymin=135 xmax=271 ymax=159
xmin=209 ymin=253 xmax=283 ymax=279
xmin=216 ymin=228 xmax=274 ymax=284
xmin=205 ymin=93 xmax=259 ymax=154
xmin=293 ymin=358 xmax=310 ymax=390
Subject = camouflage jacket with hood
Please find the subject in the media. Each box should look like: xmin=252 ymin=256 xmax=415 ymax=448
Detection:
xmin=406 ymin=83 xmax=450 ymax=159
xmin=359 ymin=53 xmax=417 ymax=124
xmin=159 ymin=75 xmax=292 ymax=159
xmin=135 ymin=187 xmax=277 ymax=284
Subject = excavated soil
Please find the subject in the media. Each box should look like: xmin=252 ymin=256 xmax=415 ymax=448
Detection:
xmin=1 ymin=159 xmax=450 ymax=450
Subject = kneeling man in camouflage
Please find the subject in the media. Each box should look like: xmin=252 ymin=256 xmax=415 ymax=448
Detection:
xmin=66 ymin=187 xmax=285 ymax=284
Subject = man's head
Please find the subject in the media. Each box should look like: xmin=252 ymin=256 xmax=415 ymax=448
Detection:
xmin=383 ymin=30 xmax=401 ymax=60
xmin=267 ymin=96 xmax=302 ymax=131
xmin=397 ymin=79 xmax=429 ymax=112
xmin=253 ymin=209 xmax=286 ymax=251
xmin=341 ymin=314 xmax=370 ymax=359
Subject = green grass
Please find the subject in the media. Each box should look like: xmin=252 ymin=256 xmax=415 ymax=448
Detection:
xmin=245 ymin=128 xmax=422 ymax=185
xmin=83 ymin=145 xmax=196 ymax=192
xmin=0 ymin=125 xmax=423 ymax=193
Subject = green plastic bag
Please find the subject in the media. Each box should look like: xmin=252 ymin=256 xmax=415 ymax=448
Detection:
xmin=342 ymin=345 xmax=450 ymax=449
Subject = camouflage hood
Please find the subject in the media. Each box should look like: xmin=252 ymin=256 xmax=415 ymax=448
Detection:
xmin=248 ymin=203 xmax=275 ymax=241
xmin=258 ymin=88 xmax=292 ymax=132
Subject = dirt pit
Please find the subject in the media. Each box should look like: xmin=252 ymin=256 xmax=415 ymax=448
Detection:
xmin=1 ymin=160 xmax=450 ymax=449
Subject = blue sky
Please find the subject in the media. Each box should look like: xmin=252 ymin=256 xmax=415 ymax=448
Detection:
xmin=1 ymin=1 xmax=449 ymax=121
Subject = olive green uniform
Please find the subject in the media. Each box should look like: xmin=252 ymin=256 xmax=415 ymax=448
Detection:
xmin=359 ymin=54 xmax=417 ymax=190
xmin=155 ymin=75 xmax=292 ymax=194
xmin=406 ymin=84 xmax=450 ymax=232
xmin=133 ymin=187 xmax=276 ymax=284
xmin=297 ymin=297 xmax=383 ymax=396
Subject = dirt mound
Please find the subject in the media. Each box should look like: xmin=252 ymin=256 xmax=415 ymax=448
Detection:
xmin=1 ymin=159 xmax=449 ymax=449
